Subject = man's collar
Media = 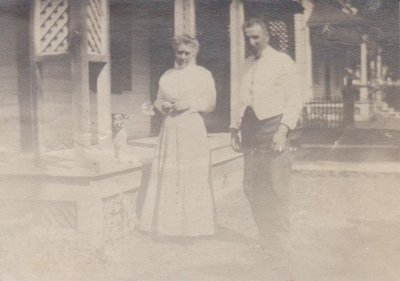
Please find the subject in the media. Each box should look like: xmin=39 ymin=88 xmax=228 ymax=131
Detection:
xmin=174 ymin=60 xmax=196 ymax=69
xmin=252 ymin=45 xmax=272 ymax=60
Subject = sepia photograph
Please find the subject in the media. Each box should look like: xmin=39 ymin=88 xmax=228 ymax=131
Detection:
xmin=0 ymin=0 xmax=399 ymax=280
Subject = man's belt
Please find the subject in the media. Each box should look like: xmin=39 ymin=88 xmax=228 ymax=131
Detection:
xmin=240 ymin=106 xmax=283 ymax=149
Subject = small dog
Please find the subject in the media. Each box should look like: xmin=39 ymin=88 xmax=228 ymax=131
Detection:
xmin=112 ymin=113 xmax=129 ymax=160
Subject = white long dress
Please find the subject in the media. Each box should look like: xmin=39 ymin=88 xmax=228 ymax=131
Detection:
xmin=139 ymin=64 xmax=217 ymax=236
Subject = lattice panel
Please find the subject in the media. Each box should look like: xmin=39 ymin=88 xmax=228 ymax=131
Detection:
xmin=87 ymin=0 xmax=106 ymax=55
xmin=37 ymin=0 xmax=69 ymax=55
xmin=269 ymin=20 xmax=289 ymax=54
xmin=33 ymin=201 xmax=77 ymax=229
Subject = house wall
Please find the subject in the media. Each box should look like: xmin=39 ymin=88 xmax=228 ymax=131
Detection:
xmin=111 ymin=1 xmax=231 ymax=138
xmin=312 ymin=43 xmax=348 ymax=100
xmin=39 ymin=61 xmax=74 ymax=151
xmin=1 ymin=10 xmax=75 ymax=153
xmin=196 ymin=1 xmax=230 ymax=131
xmin=8 ymin=13 xmax=75 ymax=153
xmin=0 ymin=13 xmax=21 ymax=153
xmin=109 ymin=3 xmax=173 ymax=140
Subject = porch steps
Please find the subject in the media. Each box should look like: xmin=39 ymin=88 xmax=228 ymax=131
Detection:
xmin=374 ymin=99 xmax=400 ymax=119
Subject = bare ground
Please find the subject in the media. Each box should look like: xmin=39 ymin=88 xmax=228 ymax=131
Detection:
xmin=1 ymin=171 xmax=400 ymax=281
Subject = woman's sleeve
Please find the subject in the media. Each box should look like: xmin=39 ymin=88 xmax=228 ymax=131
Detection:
xmin=154 ymin=78 xmax=170 ymax=115
xmin=153 ymin=89 xmax=165 ymax=114
xmin=191 ymin=71 xmax=216 ymax=113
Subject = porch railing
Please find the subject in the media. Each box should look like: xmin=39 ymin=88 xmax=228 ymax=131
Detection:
xmin=299 ymin=97 xmax=345 ymax=129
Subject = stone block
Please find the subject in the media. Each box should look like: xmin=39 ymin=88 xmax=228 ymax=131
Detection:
xmin=0 ymin=160 xmax=144 ymax=249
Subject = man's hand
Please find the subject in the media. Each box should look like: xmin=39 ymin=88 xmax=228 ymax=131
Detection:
xmin=162 ymin=101 xmax=174 ymax=112
xmin=172 ymin=100 xmax=191 ymax=112
xmin=272 ymin=124 xmax=289 ymax=152
xmin=230 ymin=128 xmax=241 ymax=153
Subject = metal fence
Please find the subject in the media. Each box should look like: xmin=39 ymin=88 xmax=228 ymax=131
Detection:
xmin=298 ymin=97 xmax=345 ymax=129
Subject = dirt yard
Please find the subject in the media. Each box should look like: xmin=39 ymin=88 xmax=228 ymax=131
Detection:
xmin=1 ymin=170 xmax=400 ymax=281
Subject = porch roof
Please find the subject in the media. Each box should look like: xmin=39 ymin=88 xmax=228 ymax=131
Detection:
xmin=244 ymin=0 xmax=304 ymax=13
xmin=307 ymin=1 xmax=366 ymax=26
xmin=308 ymin=0 xmax=399 ymax=46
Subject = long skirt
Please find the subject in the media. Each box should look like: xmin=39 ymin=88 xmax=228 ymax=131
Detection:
xmin=138 ymin=111 xmax=216 ymax=236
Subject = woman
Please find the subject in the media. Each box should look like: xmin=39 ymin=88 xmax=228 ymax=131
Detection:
xmin=138 ymin=35 xmax=217 ymax=237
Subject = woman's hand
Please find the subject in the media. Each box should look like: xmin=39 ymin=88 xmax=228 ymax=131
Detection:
xmin=230 ymin=128 xmax=241 ymax=153
xmin=172 ymin=100 xmax=191 ymax=112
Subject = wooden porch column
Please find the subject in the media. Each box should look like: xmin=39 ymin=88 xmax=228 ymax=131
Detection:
xmin=96 ymin=0 xmax=112 ymax=148
xmin=354 ymin=33 xmax=371 ymax=121
xmin=302 ymin=0 xmax=314 ymax=101
xmin=305 ymin=27 xmax=313 ymax=100
xmin=294 ymin=12 xmax=313 ymax=102
xmin=376 ymin=46 xmax=382 ymax=81
xmin=360 ymin=34 xmax=368 ymax=101
xmin=17 ymin=6 xmax=33 ymax=153
xmin=174 ymin=0 xmax=196 ymax=37
xmin=230 ymin=0 xmax=245 ymax=128
xmin=30 ymin=0 xmax=45 ymax=165
xmin=70 ymin=0 xmax=91 ymax=157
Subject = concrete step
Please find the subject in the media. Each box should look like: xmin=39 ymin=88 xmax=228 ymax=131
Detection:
xmin=129 ymin=133 xmax=239 ymax=167
xmin=387 ymin=108 xmax=395 ymax=114
xmin=377 ymin=107 xmax=394 ymax=113
xmin=387 ymin=111 xmax=400 ymax=118
xmin=130 ymin=132 xmax=400 ymax=165
xmin=296 ymin=146 xmax=400 ymax=162
xmin=379 ymin=103 xmax=389 ymax=110
xmin=376 ymin=111 xmax=400 ymax=119
xmin=294 ymin=160 xmax=400 ymax=174
xmin=374 ymin=100 xmax=400 ymax=119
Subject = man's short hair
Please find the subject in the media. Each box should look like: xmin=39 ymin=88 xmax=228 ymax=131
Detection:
xmin=171 ymin=34 xmax=200 ymax=52
xmin=242 ymin=17 xmax=269 ymax=34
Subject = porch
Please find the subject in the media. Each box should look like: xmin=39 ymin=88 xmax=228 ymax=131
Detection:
xmin=0 ymin=0 xmax=305 ymax=248
xmin=1 ymin=0 xmax=399 ymax=251
xmin=305 ymin=0 xmax=400 ymax=123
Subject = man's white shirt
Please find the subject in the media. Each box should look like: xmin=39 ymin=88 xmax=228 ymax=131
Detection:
xmin=230 ymin=46 xmax=303 ymax=130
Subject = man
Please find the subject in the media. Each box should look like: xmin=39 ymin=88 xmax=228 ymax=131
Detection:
xmin=230 ymin=18 xmax=303 ymax=279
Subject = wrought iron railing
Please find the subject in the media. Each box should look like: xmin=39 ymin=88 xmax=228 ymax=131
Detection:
xmin=299 ymin=97 xmax=345 ymax=129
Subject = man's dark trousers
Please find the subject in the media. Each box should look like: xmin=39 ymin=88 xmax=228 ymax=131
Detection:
xmin=241 ymin=106 xmax=292 ymax=258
